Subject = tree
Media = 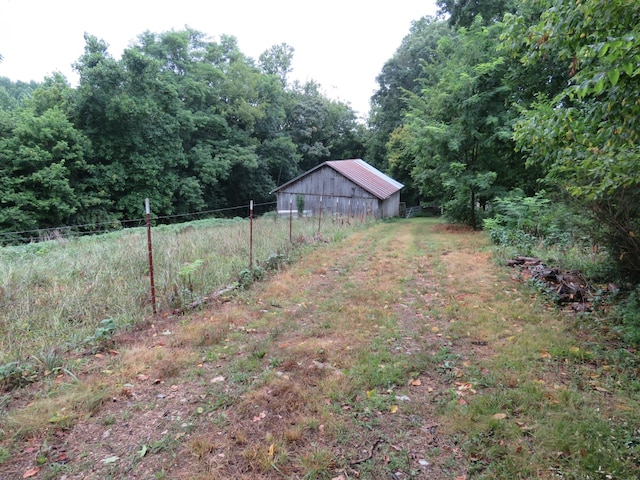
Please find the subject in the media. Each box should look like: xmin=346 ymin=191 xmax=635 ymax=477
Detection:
xmin=437 ymin=0 xmax=515 ymax=27
xmin=0 ymin=28 xmax=367 ymax=234
xmin=0 ymin=105 xmax=93 ymax=231
xmin=285 ymin=80 xmax=362 ymax=172
xmin=259 ymin=43 xmax=294 ymax=87
xmin=402 ymin=18 xmax=519 ymax=228
xmin=367 ymin=17 xmax=454 ymax=204
xmin=506 ymin=0 xmax=640 ymax=279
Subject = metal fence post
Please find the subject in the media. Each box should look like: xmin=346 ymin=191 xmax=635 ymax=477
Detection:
xmin=249 ymin=200 xmax=254 ymax=267
xmin=289 ymin=194 xmax=293 ymax=243
xmin=145 ymin=198 xmax=157 ymax=315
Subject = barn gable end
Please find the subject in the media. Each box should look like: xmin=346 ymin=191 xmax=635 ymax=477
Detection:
xmin=271 ymin=159 xmax=404 ymax=219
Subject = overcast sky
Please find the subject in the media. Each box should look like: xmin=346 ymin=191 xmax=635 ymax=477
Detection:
xmin=0 ymin=0 xmax=439 ymax=118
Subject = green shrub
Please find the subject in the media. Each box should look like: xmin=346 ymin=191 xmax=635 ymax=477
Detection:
xmin=613 ymin=286 xmax=640 ymax=345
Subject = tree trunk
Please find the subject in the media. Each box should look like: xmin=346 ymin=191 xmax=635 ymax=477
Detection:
xmin=470 ymin=188 xmax=477 ymax=230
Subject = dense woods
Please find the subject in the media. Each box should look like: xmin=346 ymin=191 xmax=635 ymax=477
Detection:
xmin=0 ymin=31 xmax=364 ymax=233
xmin=1 ymin=0 xmax=639 ymax=283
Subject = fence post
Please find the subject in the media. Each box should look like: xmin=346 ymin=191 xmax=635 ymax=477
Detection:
xmin=318 ymin=195 xmax=323 ymax=232
xmin=249 ymin=200 xmax=254 ymax=267
xmin=145 ymin=198 xmax=157 ymax=315
xmin=289 ymin=194 xmax=293 ymax=243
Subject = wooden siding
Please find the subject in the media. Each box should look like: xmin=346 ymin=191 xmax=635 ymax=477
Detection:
xmin=275 ymin=165 xmax=400 ymax=218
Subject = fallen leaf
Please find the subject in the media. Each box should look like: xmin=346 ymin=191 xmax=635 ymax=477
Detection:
xmin=457 ymin=398 xmax=467 ymax=405
xmin=101 ymin=455 xmax=119 ymax=464
xmin=410 ymin=379 xmax=422 ymax=386
xmin=540 ymin=349 xmax=551 ymax=359
xmin=211 ymin=375 xmax=225 ymax=383
xmin=48 ymin=413 xmax=68 ymax=423
xmin=268 ymin=443 xmax=275 ymax=458
xmin=431 ymin=326 xmax=440 ymax=333
xmin=390 ymin=405 xmax=399 ymax=413
xmin=22 ymin=467 xmax=40 ymax=478
xmin=594 ymin=386 xmax=610 ymax=393
xmin=137 ymin=374 xmax=150 ymax=381
xmin=54 ymin=452 xmax=69 ymax=463
xmin=455 ymin=382 xmax=473 ymax=391
xmin=492 ymin=413 xmax=508 ymax=420
xmin=252 ymin=411 xmax=267 ymax=423
xmin=138 ymin=445 xmax=148 ymax=458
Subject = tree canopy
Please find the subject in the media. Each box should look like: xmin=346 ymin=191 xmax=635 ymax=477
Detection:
xmin=0 ymin=29 xmax=363 ymax=233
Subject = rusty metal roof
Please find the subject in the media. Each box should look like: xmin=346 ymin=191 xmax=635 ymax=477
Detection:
xmin=326 ymin=159 xmax=403 ymax=200
xmin=272 ymin=159 xmax=403 ymax=200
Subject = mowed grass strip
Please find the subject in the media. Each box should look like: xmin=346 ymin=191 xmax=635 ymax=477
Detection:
xmin=421 ymin=223 xmax=640 ymax=479
xmin=1 ymin=218 xmax=638 ymax=479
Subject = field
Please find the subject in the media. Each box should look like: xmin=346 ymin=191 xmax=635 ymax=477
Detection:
xmin=0 ymin=215 xmax=356 ymax=367
xmin=1 ymin=218 xmax=639 ymax=479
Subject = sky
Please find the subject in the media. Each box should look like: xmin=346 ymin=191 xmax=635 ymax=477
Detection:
xmin=0 ymin=0 xmax=439 ymax=119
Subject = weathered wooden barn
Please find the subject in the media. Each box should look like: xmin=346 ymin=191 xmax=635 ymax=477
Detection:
xmin=272 ymin=159 xmax=404 ymax=219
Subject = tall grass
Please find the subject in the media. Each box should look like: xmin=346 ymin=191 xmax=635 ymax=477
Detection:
xmin=0 ymin=214 xmax=367 ymax=366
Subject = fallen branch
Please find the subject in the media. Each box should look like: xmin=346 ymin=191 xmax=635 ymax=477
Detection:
xmin=172 ymin=284 xmax=237 ymax=315
xmin=350 ymin=438 xmax=384 ymax=466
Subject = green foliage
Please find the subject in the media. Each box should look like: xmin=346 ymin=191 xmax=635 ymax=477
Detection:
xmin=0 ymin=28 xmax=364 ymax=234
xmin=368 ymin=17 xmax=454 ymax=203
xmin=483 ymin=190 xmax=569 ymax=248
xmin=437 ymin=0 xmax=515 ymax=27
xmin=505 ymin=0 xmax=640 ymax=281
xmin=296 ymin=194 xmax=305 ymax=217
xmin=401 ymin=17 xmax=521 ymax=228
xmin=0 ymin=446 xmax=9 ymax=464
xmin=237 ymin=266 xmax=266 ymax=290
xmin=613 ymin=286 xmax=640 ymax=346
xmin=0 ymin=99 xmax=96 ymax=231
xmin=261 ymin=252 xmax=289 ymax=271
xmin=0 ymin=361 xmax=38 ymax=391
xmin=83 ymin=318 xmax=118 ymax=347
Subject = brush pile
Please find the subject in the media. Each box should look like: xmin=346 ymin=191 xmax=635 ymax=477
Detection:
xmin=507 ymin=256 xmax=597 ymax=312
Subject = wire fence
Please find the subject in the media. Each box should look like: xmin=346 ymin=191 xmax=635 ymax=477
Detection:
xmin=0 ymin=198 xmax=377 ymax=368
xmin=0 ymin=201 xmax=278 ymax=245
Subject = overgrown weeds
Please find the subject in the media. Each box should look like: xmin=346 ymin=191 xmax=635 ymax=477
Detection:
xmin=0 ymin=215 xmax=368 ymax=385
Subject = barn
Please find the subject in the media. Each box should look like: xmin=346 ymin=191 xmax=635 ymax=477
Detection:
xmin=272 ymin=159 xmax=404 ymax=219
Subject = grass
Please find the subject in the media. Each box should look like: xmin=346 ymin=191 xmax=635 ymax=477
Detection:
xmin=0 ymin=214 xmax=368 ymax=369
xmin=1 ymin=217 xmax=639 ymax=479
